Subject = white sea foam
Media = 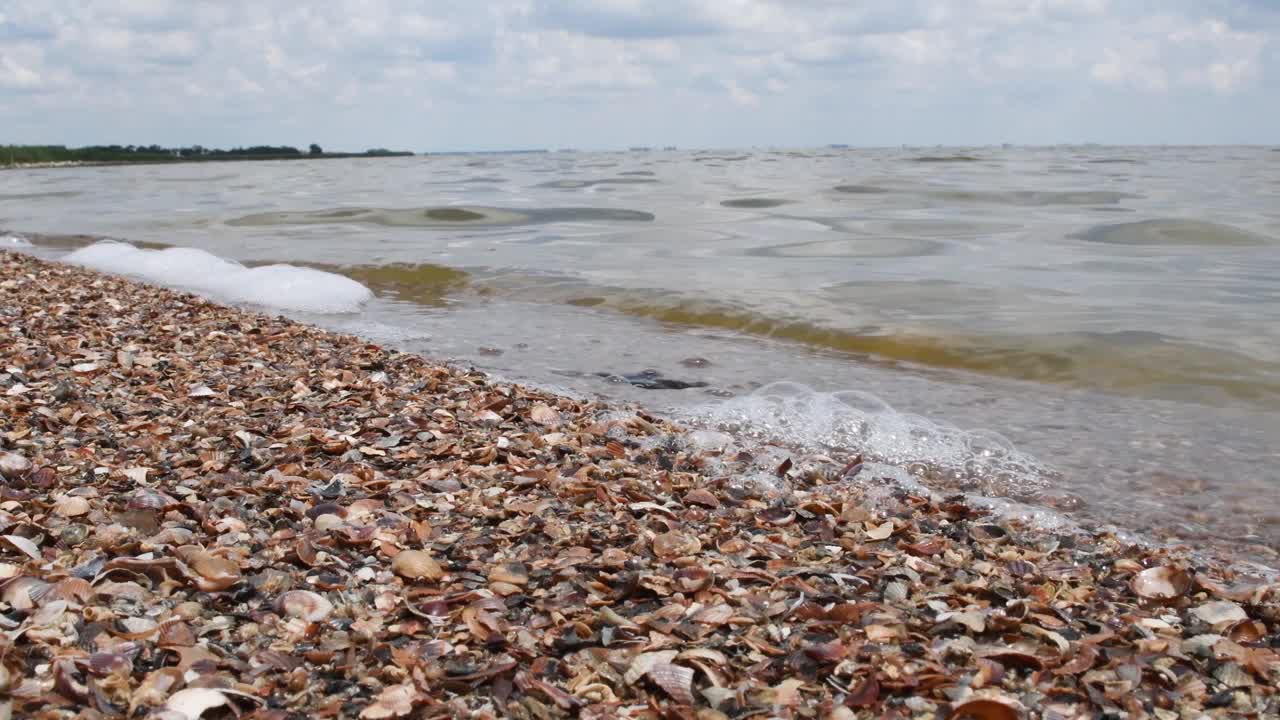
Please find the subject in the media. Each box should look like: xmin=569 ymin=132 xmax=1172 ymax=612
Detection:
xmin=65 ymin=241 xmax=372 ymax=314
xmin=1 ymin=234 xmax=33 ymax=248
xmin=672 ymin=382 xmax=1072 ymax=526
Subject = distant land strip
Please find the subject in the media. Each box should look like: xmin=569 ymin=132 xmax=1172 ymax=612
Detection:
xmin=1 ymin=144 xmax=413 ymax=169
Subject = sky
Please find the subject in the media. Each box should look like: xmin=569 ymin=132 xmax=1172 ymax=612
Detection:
xmin=1 ymin=0 xmax=1277 ymax=151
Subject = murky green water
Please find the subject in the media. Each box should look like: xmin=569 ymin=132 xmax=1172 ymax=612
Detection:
xmin=4 ymin=146 xmax=1279 ymax=565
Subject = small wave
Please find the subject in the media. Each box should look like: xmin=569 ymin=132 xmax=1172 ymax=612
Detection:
xmin=536 ymin=178 xmax=659 ymax=189
xmin=64 ymin=242 xmax=372 ymax=314
xmin=910 ymin=155 xmax=982 ymax=163
xmin=673 ymin=383 xmax=1074 ymax=529
xmin=720 ymin=198 xmax=792 ymax=209
xmin=1 ymin=233 xmax=33 ymax=248
xmin=1072 ymin=219 xmax=1273 ymax=246
xmin=227 ymin=205 xmax=654 ymax=228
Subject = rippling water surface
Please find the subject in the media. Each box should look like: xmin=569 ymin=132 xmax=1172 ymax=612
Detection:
xmin=3 ymin=146 xmax=1279 ymax=567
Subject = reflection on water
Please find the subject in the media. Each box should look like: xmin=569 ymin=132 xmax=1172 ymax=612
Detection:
xmin=4 ymin=145 xmax=1280 ymax=565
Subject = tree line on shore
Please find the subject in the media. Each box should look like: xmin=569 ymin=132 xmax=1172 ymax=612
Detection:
xmin=2 ymin=144 xmax=412 ymax=165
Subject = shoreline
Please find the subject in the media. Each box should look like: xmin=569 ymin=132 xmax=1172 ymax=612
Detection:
xmin=1 ymin=250 xmax=1276 ymax=717
xmin=0 ymin=154 xmax=415 ymax=171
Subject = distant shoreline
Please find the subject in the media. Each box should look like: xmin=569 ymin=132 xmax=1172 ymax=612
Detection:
xmin=1 ymin=152 xmax=415 ymax=171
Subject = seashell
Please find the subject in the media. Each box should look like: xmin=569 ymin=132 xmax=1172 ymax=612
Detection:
xmin=647 ymin=661 xmax=695 ymax=705
xmin=865 ymin=520 xmax=895 ymax=541
xmin=760 ymin=506 xmax=795 ymax=526
xmin=692 ymin=603 xmax=734 ymax=625
xmin=164 ymin=687 xmax=231 ymax=719
xmin=359 ymin=682 xmax=420 ymax=719
xmin=683 ymin=488 xmax=720 ymax=509
xmin=1190 ymin=600 xmax=1248 ymax=627
xmin=72 ymin=362 xmax=99 ymax=374
xmin=86 ymin=651 xmax=133 ymax=677
xmin=128 ymin=489 xmax=177 ymax=510
xmin=1226 ymin=619 xmax=1265 ymax=644
xmin=948 ymin=696 xmax=1023 ymax=720
xmin=1 ymin=576 xmax=53 ymax=610
xmin=1 ymin=535 xmax=41 ymax=560
xmin=673 ymin=567 xmax=714 ymax=593
xmin=391 ymin=550 xmax=443 ymax=581
xmin=275 ymin=590 xmax=334 ymax=622
xmin=0 ymin=452 xmax=31 ymax=480
xmin=529 ymin=404 xmax=561 ymax=427
xmin=625 ymin=650 xmax=679 ymax=685
xmin=1212 ymin=661 xmax=1253 ymax=689
xmin=183 ymin=550 xmax=242 ymax=591
xmin=313 ymin=514 xmax=344 ymax=531
xmin=653 ymin=531 xmax=701 ymax=559
xmin=1131 ymin=566 xmax=1192 ymax=602
xmin=969 ymin=524 xmax=1009 ymax=544
xmin=54 ymin=494 xmax=91 ymax=517
xmin=489 ymin=561 xmax=528 ymax=586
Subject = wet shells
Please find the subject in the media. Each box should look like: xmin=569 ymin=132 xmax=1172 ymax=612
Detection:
xmin=0 ymin=452 xmax=31 ymax=480
xmin=392 ymin=550 xmax=443 ymax=581
xmin=1131 ymin=566 xmax=1192 ymax=602
xmin=864 ymin=521 xmax=895 ymax=541
xmin=969 ymin=525 xmax=1009 ymax=544
xmin=949 ymin=697 xmax=1023 ymax=720
xmin=653 ymin=531 xmax=701 ymax=559
xmin=1191 ymin=600 xmax=1248 ymax=626
xmin=275 ymin=590 xmax=334 ymax=622
xmin=683 ymin=488 xmax=720 ymax=509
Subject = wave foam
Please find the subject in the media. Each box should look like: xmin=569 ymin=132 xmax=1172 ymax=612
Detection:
xmin=674 ymin=382 xmax=1074 ymax=529
xmin=65 ymin=242 xmax=372 ymax=314
xmin=1 ymin=234 xmax=33 ymax=248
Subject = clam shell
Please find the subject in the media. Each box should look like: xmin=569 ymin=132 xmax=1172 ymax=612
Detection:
xmin=391 ymin=550 xmax=443 ymax=581
xmin=1131 ymin=566 xmax=1192 ymax=602
xmin=275 ymin=590 xmax=334 ymax=622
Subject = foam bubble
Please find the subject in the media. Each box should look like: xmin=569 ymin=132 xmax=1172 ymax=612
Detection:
xmin=677 ymin=383 xmax=1059 ymax=508
xmin=1 ymin=234 xmax=33 ymax=248
xmin=64 ymin=242 xmax=372 ymax=314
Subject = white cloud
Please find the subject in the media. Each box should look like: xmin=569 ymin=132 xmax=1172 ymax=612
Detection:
xmin=0 ymin=0 xmax=1276 ymax=147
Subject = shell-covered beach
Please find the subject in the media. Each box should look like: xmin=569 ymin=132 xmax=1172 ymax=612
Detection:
xmin=2 ymin=250 xmax=1277 ymax=718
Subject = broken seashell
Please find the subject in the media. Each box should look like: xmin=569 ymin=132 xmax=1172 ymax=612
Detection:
xmin=163 ymin=688 xmax=232 ymax=720
xmin=949 ymin=697 xmax=1022 ymax=720
xmin=186 ymin=551 xmax=242 ymax=591
xmin=1190 ymin=600 xmax=1248 ymax=627
xmin=673 ymin=567 xmax=714 ymax=593
xmin=1131 ymin=566 xmax=1192 ymax=602
xmin=0 ymin=452 xmax=31 ymax=480
xmin=653 ymin=531 xmax=701 ymax=559
xmin=360 ymin=683 xmax=421 ymax=719
xmin=683 ymin=488 xmax=720 ymax=509
xmin=54 ymin=494 xmax=91 ymax=517
xmin=275 ymin=590 xmax=334 ymax=622
xmin=489 ymin=561 xmax=529 ymax=586
xmin=648 ymin=661 xmax=695 ymax=705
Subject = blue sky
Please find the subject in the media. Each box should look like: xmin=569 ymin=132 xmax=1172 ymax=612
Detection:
xmin=1 ymin=1 xmax=1277 ymax=151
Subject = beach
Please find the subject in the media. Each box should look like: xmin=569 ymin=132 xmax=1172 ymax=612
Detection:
xmin=1 ymin=249 xmax=1276 ymax=718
